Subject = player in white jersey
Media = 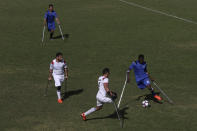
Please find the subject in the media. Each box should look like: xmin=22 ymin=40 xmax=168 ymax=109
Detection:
xmin=81 ymin=68 xmax=117 ymax=121
xmin=48 ymin=52 xmax=68 ymax=104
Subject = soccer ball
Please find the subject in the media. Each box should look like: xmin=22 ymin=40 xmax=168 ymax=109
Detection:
xmin=142 ymin=100 xmax=150 ymax=108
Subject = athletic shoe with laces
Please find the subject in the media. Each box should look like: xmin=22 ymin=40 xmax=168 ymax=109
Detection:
xmin=58 ymin=99 xmax=63 ymax=104
xmin=80 ymin=113 xmax=86 ymax=121
xmin=154 ymin=94 xmax=162 ymax=101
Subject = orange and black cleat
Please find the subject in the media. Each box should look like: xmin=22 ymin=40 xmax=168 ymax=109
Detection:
xmin=80 ymin=113 xmax=86 ymax=121
xmin=154 ymin=94 xmax=162 ymax=101
xmin=58 ymin=99 xmax=63 ymax=104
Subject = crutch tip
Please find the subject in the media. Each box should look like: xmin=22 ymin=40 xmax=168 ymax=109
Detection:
xmin=170 ymin=101 xmax=175 ymax=105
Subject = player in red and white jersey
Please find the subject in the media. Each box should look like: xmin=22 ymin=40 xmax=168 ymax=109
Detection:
xmin=81 ymin=68 xmax=117 ymax=121
xmin=48 ymin=52 xmax=68 ymax=103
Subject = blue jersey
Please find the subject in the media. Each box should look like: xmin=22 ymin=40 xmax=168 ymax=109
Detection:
xmin=129 ymin=61 xmax=148 ymax=82
xmin=44 ymin=10 xmax=57 ymax=24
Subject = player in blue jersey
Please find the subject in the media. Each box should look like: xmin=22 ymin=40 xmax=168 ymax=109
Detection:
xmin=127 ymin=54 xmax=162 ymax=101
xmin=44 ymin=4 xmax=61 ymax=39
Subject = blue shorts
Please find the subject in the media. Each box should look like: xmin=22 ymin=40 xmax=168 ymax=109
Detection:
xmin=47 ymin=23 xmax=55 ymax=31
xmin=136 ymin=78 xmax=151 ymax=89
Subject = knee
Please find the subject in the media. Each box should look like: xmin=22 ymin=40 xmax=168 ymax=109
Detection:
xmin=147 ymin=85 xmax=151 ymax=89
xmin=57 ymin=86 xmax=61 ymax=91
xmin=96 ymin=106 xmax=102 ymax=111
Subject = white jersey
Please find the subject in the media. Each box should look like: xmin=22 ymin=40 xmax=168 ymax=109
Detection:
xmin=97 ymin=76 xmax=109 ymax=97
xmin=50 ymin=59 xmax=67 ymax=75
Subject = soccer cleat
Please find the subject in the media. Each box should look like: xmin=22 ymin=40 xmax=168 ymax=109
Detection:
xmin=80 ymin=113 xmax=86 ymax=121
xmin=154 ymin=95 xmax=162 ymax=101
xmin=58 ymin=99 xmax=63 ymax=104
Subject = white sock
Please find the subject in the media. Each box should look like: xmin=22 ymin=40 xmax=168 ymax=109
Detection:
xmin=57 ymin=91 xmax=61 ymax=100
xmin=84 ymin=107 xmax=96 ymax=116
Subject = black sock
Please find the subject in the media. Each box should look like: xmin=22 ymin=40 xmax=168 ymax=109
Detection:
xmin=151 ymin=90 xmax=155 ymax=96
xmin=50 ymin=32 xmax=54 ymax=39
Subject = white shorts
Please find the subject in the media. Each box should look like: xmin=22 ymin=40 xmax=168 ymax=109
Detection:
xmin=53 ymin=74 xmax=64 ymax=87
xmin=96 ymin=95 xmax=113 ymax=107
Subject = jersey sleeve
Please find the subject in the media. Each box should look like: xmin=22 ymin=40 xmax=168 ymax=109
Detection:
xmin=44 ymin=12 xmax=48 ymax=19
xmin=50 ymin=61 xmax=54 ymax=70
xmin=103 ymin=78 xmax=109 ymax=84
xmin=129 ymin=62 xmax=135 ymax=70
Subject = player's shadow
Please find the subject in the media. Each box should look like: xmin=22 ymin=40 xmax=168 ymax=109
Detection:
xmin=86 ymin=107 xmax=129 ymax=121
xmin=136 ymin=92 xmax=163 ymax=104
xmin=61 ymin=89 xmax=83 ymax=100
xmin=53 ymin=34 xmax=70 ymax=39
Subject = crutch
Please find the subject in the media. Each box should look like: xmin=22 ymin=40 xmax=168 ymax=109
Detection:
xmin=44 ymin=80 xmax=52 ymax=96
xmin=64 ymin=79 xmax=68 ymax=96
xmin=42 ymin=26 xmax=46 ymax=43
xmin=58 ymin=25 xmax=64 ymax=40
xmin=118 ymin=73 xmax=128 ymax=108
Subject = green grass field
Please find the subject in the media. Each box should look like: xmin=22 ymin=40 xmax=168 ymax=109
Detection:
xmin=1 ymin=0 xmax=197 ymax=130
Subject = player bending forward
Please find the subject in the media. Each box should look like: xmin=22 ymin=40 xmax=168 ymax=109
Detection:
xmin=81 ymin=68 xmax=117 ymax=121
xmin=44 ymin=4 xmax=61 ymax=39
xmin=48 ymin=52 xmax=68 ymax=104
xmin=127 ymin=54 xmax=162 ymax=101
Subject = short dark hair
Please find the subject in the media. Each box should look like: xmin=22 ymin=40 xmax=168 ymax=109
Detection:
xmin=102 ymin=68 xmax=110 ymax=74
xmin=138 ymin=54 xmax=144 ymax=59
xmin=56 ymin=52 xmax=63 ymax=57
xmin=49 ymin=4 xmax=53 ymax=8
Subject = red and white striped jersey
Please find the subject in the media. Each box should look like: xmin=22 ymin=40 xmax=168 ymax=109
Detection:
xmin=50 ymin=59 xmax=68 ymax=75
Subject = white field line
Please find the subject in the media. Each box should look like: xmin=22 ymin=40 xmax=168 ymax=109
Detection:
xmin=119 ymin=0 xmax=197 ymax=25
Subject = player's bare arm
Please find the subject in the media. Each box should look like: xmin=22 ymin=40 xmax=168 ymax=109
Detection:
xmin=147 ymin=72 xmax=154 ymax=82
xmin=144 ymin=60 xmax=154 ymax=82
xmin=104 ymin=83 xmax=113 ymax=96
xmin=64 ymin=68 xmax=68 ymax=80
xmin=48 ymin=69 xmax=53 ymax=81
xmin=145 ymin=66 xmax=154 ymax=82
xmin=44 ymin=18 xmax=47 ymax=26
xmin=56 ymin=18 xmax=60 ymax=25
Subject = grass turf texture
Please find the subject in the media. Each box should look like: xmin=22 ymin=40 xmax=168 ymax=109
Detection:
xmin=0 ymin=0 xmax=197 ymax=130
